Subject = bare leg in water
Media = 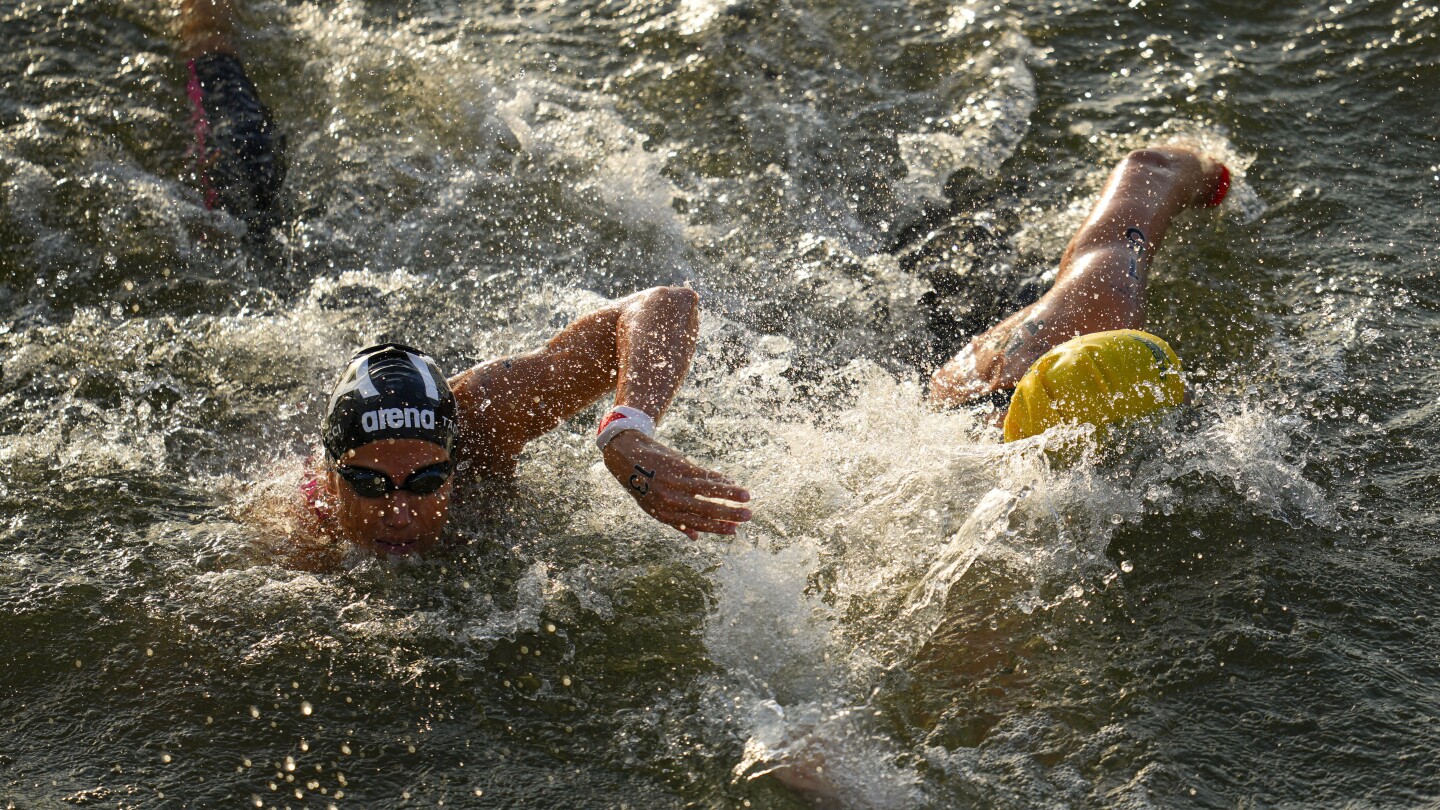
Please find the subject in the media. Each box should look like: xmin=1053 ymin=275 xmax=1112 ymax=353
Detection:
xmin=929 ymin=146 xmax=1230 ymax=406
xmin=178 ymin=0 xmax=288 ymax=232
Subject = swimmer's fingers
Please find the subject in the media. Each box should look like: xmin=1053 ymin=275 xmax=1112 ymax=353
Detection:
xmin=667 ymin=473 xmax=751 ymax=504
xmin=603 ymin=434 xmax=752 ymax=538
xmin=648 ymin=505 xmax=743 ymax=539
xmin=651 ymin=484 xmax=752 ymax=525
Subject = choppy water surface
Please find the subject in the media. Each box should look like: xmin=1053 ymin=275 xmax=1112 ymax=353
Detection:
xmin=3 ymin=0 xmax=1438 ymax=806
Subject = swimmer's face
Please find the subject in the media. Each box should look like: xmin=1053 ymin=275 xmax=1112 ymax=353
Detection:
xmin=328 ymin=438 xmax=453 ymax=556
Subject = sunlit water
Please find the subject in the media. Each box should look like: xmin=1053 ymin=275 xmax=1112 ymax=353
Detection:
xmin=2 ymin=0 xmax=1438 ymax=807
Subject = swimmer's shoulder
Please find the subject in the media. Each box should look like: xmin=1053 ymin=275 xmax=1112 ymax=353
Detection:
xmin=450 ymin=356 xmax=531 ymax=479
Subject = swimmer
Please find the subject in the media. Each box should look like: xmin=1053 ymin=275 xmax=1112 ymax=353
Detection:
xmin=289 ymin=286 xmax=752 ymax=561
xmin=751 ymin=147 xmax=1231 ymax=801
xmin=928 ymin=145 xmax=1230 ymax=410
xmin=178 ymin=0 xmax=287 ymax=233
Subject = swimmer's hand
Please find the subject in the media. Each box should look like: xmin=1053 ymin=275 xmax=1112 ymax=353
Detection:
xmin=930 ymin=312 xmax=1048 ymax=407
xmin=602 ymin=431 xmax=752 ymax=540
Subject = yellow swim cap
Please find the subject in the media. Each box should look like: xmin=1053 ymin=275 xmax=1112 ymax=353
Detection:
xmin=1003 ymin=330 xmax=1184 ymax=443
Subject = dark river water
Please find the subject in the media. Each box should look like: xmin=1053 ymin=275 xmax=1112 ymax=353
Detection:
xmin=2 ymin=0 xmax=1438 ymax=807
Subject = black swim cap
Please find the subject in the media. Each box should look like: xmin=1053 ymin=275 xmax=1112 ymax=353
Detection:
xmin=322 ymin=343 xmax=459 ymax=461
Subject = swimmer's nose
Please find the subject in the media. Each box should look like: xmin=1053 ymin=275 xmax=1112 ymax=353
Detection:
xmin=383 ymin=494 xmax=415 ymax=528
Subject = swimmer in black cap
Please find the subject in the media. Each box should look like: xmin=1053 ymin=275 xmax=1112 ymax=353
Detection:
xmin=178 ymin=0 xmax=287 ymax=233
xmin=295 ymin=287 xmax=752 ymax=559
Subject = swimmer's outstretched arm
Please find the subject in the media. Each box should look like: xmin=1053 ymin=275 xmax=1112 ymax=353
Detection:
xmin=929 ymin=146 xmax=1229 ymax=406
xmin=451 ymin=286 xmax=752 ymax=539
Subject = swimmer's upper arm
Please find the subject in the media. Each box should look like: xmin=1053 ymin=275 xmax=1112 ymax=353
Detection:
xmin=1048 ymin=246 xmax=1146 ymax=333
xmin=447 ymin=305 xmax=628 ymax=476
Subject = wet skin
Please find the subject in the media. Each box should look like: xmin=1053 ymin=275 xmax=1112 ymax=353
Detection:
xmin=929 ymin=146 xmax=1228 ymax=407
xmin=326 ymin=438 xmax=453 ymax=556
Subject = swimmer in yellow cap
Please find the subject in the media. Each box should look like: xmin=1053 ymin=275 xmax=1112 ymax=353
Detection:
xmin=928 ymin=145 xmax=1231 ymax=432
xmin=1001 ymin=328 xmax=1186 ymax=442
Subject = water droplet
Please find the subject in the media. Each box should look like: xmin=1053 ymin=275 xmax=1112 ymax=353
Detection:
xmin=251 ymin=795 xmax=263 ymax=807
xmin=284 ymin=756 xmax=296 ymax=772
xmin=160 ymin=753 xmax=172 ymax=764
xmin=1120 ymin=561 xmax=1134 ymax=573
xmin=301 ymin=701 xmax=313 ymax=716
xmin=249 ymin=706 xmax=261 ymax=719
xmin=340 ymin=744 xmax=352 ymax=756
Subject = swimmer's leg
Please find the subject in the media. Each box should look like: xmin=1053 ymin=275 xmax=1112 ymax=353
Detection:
xmin=180 ymin=0 xmax=288 ymax=233
xmin=929 ymin=147 xmax=1228 ymax=406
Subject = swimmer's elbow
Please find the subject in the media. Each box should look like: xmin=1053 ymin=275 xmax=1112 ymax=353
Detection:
xmin=637 ymin=286 xmax=701 ymax=324
xmin=1123 ymin=147 xmax=1182 ymax=175
xmin=646 ymin=285 xmax=700 ymax=310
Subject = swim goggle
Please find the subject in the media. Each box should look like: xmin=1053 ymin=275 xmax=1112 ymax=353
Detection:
xmin=335 ymin=461 xmax=454 ymax=498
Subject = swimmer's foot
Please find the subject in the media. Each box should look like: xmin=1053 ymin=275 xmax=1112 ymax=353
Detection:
xmin=187 ymin=52 xmax=288 ymax=232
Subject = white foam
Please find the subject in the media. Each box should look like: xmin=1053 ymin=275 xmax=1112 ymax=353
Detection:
xmin=896 ymin=30 xmax=1040 ymax=204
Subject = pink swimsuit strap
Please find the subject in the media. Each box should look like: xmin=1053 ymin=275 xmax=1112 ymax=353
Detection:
xmin=185 ymin=58 xmax=219 ymax=211
xmin=300 ymin=470 xmax=333 ymax=524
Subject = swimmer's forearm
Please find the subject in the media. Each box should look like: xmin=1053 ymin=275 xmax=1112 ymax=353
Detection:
xmin=929 ymin=274 xmax=1142 ymax=405
xmin=613 ymin=286 xmax=700 ymax=420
